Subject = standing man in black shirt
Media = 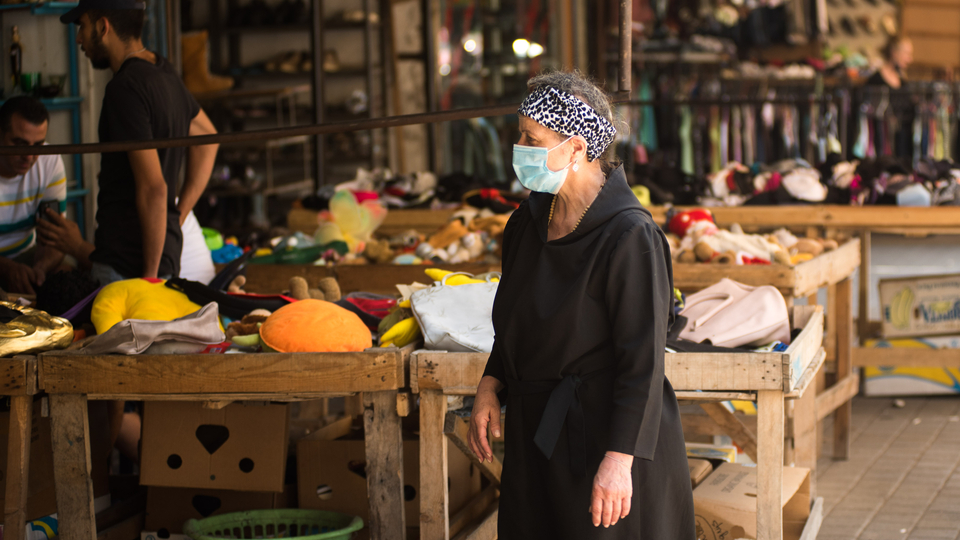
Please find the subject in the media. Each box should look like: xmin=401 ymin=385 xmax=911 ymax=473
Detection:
xmin=60 ymin=0 xmax=218 ymax=284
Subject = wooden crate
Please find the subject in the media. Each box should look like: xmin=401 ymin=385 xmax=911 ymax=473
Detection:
xmin=672 ymin=239 xmax=860 ymax=298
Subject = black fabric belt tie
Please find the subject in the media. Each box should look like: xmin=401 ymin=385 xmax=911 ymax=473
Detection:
xmin=508 ymin=365 xmax=613 ymax=477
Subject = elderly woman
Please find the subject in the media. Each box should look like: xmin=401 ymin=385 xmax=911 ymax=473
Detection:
xmin=468 ymin=71 xmax=694 ymax=539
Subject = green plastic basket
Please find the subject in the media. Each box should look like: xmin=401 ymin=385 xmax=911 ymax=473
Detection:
xmin=183 ymin=509 xmax=363 ymax=540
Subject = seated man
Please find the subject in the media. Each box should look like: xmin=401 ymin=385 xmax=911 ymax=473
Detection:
xmin=0 ymin=97 xmax=67 ymax=294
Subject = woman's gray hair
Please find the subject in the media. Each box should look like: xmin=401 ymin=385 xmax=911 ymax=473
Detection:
xmin=526 ymin=70 xmax=628 ymax=163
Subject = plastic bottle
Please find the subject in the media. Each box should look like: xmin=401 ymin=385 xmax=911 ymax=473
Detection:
xmin=9 ymin=26 xmax=22 ymax=91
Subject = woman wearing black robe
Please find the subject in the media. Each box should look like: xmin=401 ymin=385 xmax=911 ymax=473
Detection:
xmin=468 ymin=71 xmax=695 ymax=539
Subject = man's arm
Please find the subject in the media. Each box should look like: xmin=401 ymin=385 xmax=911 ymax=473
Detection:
xmin=128 ymin=149 xmax=167 ymax=278
xmin=36 ymin=209 xmax=94 ymax=270
xmin=32 ymin=243 xmax=64 ymax=279
xmin=178 ymin=108 xmax=218 ymax=226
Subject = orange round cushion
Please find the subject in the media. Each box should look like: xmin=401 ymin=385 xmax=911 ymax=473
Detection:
xmin=259 ymin=299 xmax=371 ymax=353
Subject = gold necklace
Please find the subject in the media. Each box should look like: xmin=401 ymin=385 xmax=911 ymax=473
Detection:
xmin=548 ymin=180 xmax=605 ymax=234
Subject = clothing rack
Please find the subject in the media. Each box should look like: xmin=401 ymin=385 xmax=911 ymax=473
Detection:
xmin=615 ymin=82 xmax=850 ymax=180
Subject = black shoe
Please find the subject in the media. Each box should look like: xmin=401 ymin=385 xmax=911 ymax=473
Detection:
xmin=840 ymin=16 xmax=857 ymax=36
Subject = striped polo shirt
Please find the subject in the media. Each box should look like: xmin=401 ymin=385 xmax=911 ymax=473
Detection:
xmin=0 ymin=154 xmax=67 ymax=258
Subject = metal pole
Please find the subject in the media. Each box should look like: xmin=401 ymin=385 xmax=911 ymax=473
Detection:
xmin=311 ymin=0 xmax=324 ymax=186
xmin=619 ymin=0 xmax=632 ymax=94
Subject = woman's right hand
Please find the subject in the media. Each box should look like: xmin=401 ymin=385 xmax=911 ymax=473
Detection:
xmin=468 ymin=375 xmax=503 ymax=463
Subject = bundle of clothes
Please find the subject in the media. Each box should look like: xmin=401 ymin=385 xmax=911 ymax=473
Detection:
xmin=679 ymin=155 xmax=960 ymax=208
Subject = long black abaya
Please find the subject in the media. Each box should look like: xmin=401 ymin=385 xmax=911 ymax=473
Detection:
xmin=483 ymin=166 xmax=695 ymax=539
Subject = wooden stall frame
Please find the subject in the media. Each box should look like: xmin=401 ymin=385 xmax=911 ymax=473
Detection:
xmin=649 ymin=205 xmax=960 ymax=430
xmin=673 ymin=239 xmax=859 ymax=464
xmin=39 ymin=348 xmax=411 ymax=540
xmin=412 ymin=307 xmax=825 ymax=540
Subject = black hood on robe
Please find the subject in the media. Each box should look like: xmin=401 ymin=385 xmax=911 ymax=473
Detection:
xmin=526 ymin=165 xmax=651 ymax=243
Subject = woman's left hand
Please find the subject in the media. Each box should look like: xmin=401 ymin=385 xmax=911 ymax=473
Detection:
xmin=590 ymin=451 xmax=633 ymax=528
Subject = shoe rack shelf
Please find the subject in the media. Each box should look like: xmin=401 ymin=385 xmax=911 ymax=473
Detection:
xmin=198 ymin=0 xmax=392 ymax=198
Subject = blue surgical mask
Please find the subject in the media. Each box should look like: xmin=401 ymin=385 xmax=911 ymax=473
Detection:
xmin=512 ymin=136 xmax=574 ymax=194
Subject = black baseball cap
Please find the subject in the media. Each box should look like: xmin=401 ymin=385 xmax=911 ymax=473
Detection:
xmin=60 ymin=0 xmax=146 ymax=24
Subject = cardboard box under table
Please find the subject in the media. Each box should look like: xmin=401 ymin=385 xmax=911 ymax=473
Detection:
xmin=140 ymin=401 xmax=290 ymax=492
xmin=694 ymin=462 xmax=816 ymax=540
xmin=410 ymin=305 xmax=827 ymax=540
xmin=38 ymin=348 xmax=410 ymax=540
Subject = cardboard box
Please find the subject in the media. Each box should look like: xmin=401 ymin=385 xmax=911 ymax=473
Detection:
xmin=297 ymin=438 xmax=482 ymax=526
xmin=688 ymin=458 xmax=713 ymax=489
xmin=863 ymin=337 xmax=960 ymax=396
xmin=144 ymin=486 xmax=292 ymax=534
xmin=693 ymin=463 xmax=810 ymax=540
xmin=140 ymin=402 xmax=289 ymax=492
xmin=0 ymin=399 xmax=56 ymax=522
xmin=880 ymin=273 xmax=960 ymax=338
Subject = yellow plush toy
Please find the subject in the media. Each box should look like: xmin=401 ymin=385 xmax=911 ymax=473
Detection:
xmin=91 ymin=279 xmax=206 ymax=335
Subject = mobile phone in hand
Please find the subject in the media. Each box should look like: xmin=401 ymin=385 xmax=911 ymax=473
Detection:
xmin=37 ymin=199 xmax=59 ymax=222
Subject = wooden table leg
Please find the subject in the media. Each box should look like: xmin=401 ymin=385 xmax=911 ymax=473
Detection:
xmin=4 ymin=394 xmax=32 ymax=540
xmin=362 ymin=390 xmax=406 ymax=540
xmin=793 ymin=369 xmax=819 ymax=499
xmin=757 ymin=390 xmax=784 ymax=540
xmin=834 ymin=277 xmax=854 ymax=460
xmin=420 ymin=390 xmax=449 ymax=540
xmin=858 ymin=230 xmax=871 ymax=343
xmin=49 ymin=394 xmax=97 ymax=540
xmin=825 ymin=283 xmax=838 ymax=365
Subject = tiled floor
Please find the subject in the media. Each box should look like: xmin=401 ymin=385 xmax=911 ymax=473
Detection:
xmin=816 ymin=396 xmax=960 ymax=540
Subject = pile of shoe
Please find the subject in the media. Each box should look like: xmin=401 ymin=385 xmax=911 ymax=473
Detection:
xmin=264 ymin=51 xmax=313 ymax=74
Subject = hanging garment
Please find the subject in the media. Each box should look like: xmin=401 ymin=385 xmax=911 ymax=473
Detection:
xmin=742 ymin=105 xmax=756 ymax=165
xmin=679 ymin=106 xmax=694 ymax=175
xmin=709 ymin=106 xmax=722 ymax=173
xmin=732 ymin=105 xmax=743 ymax=164
xmin=720 ymin=106 xmax=730 ymax=169
xmin=867 ymin=116 xmax=876 ymax=159
xmin=640 ymin=74 xmax=659 ymax=151
xmin=853 ymin=110 xmax=870 ymax=159
xmin=940 ymin=105 xmax=951 ymax=162
xmin=827 ymin=104 xmax=841 ymax=156
xmin=930 ymin=116 xmax=938 ymax=159
xmin=913 ymin=107 xmax=923 ymax=167
xmin=694 ymin=109 xmax=707 ymax=178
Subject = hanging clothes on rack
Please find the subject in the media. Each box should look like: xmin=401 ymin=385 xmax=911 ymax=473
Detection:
xmin=680 ymin=105 xmax=694 ymax=175
xmin=732 ymin=105 xmax=743 ymax=165
xmin=742 ymin=104 xmax=756 ymax=165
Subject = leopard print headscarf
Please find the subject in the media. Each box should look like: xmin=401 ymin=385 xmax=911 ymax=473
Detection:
xmin=518 ymin=86 xmax=617 ymax=161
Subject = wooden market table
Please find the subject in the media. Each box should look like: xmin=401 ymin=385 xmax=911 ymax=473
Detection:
xmin=671 ymin=239 xmax=861 ymax=467
xmin=38 ymin=349 xmax=411 ymax=540
xmin=650 ymin=205 xmax=960 ymax=375
xmin=0 ymin=356 xmax=39 ymax=540
xmin=410 ymin=306 xmax=827 ymax=540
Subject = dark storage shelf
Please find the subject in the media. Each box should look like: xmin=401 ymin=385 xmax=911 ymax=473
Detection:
xmin=225 ymin=24 xmax=311 ymax=34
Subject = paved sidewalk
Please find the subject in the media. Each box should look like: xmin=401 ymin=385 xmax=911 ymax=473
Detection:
xmin=816 ymin=396 xmax=960 ymax=540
